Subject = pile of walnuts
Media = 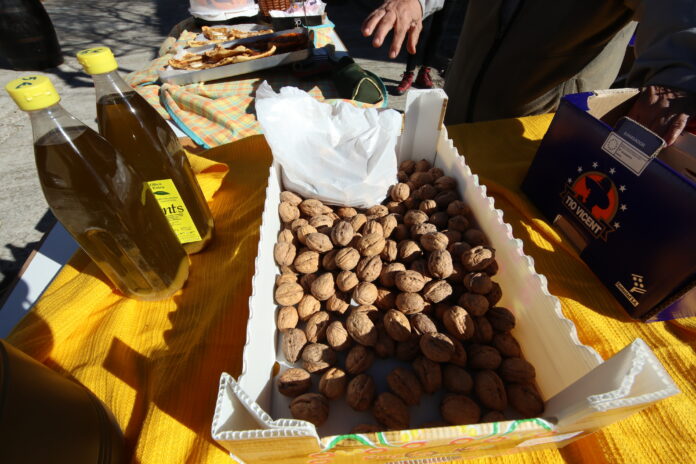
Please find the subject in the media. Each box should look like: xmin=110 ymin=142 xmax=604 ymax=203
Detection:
xmin=273 ymin=158 xmax=543 ymax=431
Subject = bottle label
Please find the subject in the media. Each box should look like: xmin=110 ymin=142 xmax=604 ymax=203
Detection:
xmin=147 ymin=179 xmax=202 ymax=244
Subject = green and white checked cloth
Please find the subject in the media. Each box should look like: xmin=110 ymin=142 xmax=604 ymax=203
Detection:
xmin=125 ymin=21 xmax=384 ymax=149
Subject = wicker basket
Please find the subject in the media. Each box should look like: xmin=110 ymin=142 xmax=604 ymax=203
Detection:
xmin=258 ymin=0 xmax=291 ymax=17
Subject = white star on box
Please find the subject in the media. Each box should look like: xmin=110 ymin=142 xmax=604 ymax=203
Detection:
xmin=619 ymin=185 xmax=627 ymax=192
xmin=577 ymin=166 xmax=583 ymax=173
xmin=620 ymin=204 xmax=627 ymax=212
xmin=614 ymin=222 xmax=621 ymax=229
xmin=567 ymin=178 xmax=573 ymax=183
xmin=592 ymin=162 xmax=598 ymax=168
xmin=609 ymin=168 xmax=616 ymax=175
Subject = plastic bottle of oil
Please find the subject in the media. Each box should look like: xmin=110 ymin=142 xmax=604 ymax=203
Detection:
xmin=5 ymin=75 xmax=189 ymax=300
xmin=77 ymin=46 xmax=214 ymax=254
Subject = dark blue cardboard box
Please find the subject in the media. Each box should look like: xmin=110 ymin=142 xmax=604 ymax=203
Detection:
xmin=522 ymin=89 xmax=696 ymax=321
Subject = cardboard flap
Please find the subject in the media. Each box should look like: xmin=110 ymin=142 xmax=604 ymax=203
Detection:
xmin=398 ymin=89 xmax=448 ymax=165
xmin=543 ymin=339 xmax=679 ymax=431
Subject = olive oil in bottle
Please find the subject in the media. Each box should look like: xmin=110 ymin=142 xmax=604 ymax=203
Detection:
xmin=6 ymin=75 xmax=189 ymax=300
xmin=77 ymin=47 xmax=214 ymax=254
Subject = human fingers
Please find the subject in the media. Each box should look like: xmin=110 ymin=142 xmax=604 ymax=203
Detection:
xmin=661 ymin=113 xmax=689 ymax=146
xmin=362 ymin=8 xmax=387 ymax=38
xmin=371 ymin=10 xmax=398 ymax=48
xmin=406 ymin=20 xmax=422 ymax=55
xmin=387 ymin=13 xmax=411 ymax=59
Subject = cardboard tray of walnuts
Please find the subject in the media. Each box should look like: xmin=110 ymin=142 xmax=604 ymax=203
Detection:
xmin=211 ymin=90 xmax=679 ymax=463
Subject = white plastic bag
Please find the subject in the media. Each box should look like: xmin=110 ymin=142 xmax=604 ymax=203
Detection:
xmin=255 ymin=81 xmax=401 ymax=208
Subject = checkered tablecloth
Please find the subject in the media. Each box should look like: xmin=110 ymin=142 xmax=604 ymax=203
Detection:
xmin=125 ymin=20 xmax=381 ymax=148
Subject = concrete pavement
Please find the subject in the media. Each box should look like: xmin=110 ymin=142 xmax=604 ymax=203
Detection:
xmin=0 ymin=0 xmax=464 ymax=299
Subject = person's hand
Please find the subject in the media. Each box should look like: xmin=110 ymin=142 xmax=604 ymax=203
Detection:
xmin=627 ymin=85 xmax=696 ymax=146
xmin=361 ymin=0 xmax=423 ymax=59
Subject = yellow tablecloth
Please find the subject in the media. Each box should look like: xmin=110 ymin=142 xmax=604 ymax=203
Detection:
xmin=6 ymin=116 xmax=696 ymax=463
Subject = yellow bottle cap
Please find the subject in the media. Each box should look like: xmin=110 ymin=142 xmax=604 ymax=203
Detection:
xmin=76 ymin=47 xmax=118 ymax=75
xmin=5 ymin=75 xmax=60 ymax=111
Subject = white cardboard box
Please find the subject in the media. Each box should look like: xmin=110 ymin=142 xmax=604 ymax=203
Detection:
xmin=211 ymin=90 xmax=679 ymax=463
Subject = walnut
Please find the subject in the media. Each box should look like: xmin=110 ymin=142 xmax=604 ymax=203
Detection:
xmin=297 ymin=294 xmax=320 ymax=321
xmin=299 ymin=198 xmax=332 ymax=217
xmin=310 ymin=272 xmax=335 ymax=301
xmin=279 ymin=201 xmax=301 ymax=223
xmin=427 ymin=250 xmax=453 ymax=279
xmin=345 ymin=345 xmax=375 ymax=375
xmin=282 ymin=328 xmax=307 ymax=363
xmin=277 ymin=228 xmax=295 ymax=244
xmin=373 ymin=392 xmax=410 ymax=430
xmin=461 ymin=246 xmax=496 ymax=272
xmin=471 ymin=316 xmax=494 ymax=344
xmin=366 ymin=205 xmax=389 ymax=218
xmin=410 ymin=171 xmax=434 ymax=188
xmin=458 ymin=292 xmax=490 ymax=316
xmin=301 ymin=343 xmax=336 ymax=373
xmin=447 ymin=215 xmax=469 ymax=232
xmin=415 ymin=184 xmax=437 ymax=201
xmin=319 ymin=367 xmax=348 ymax=400
xmin=336 ymin=207 xmax=357 ymax=219
xmin=346 ymin=311 xmax=378 ymax=346
xmin=324 ymin=320 xmax=350 ymax=351
xmin=305 ymin=311 xmax=330 ymax=343
xmin=280 ymin=190 xmax=303 ymax=206
xmin=349 ymin=213 xmax=368 ymax=233
xmin=386 ymin=201 xmax=407 ymax=216
xmin=274 ymin=242 xmax=297 ymax=267
xmin=380 ymin=239 xmax=398 ymax=262
xmin=400 ymin=159 xmax=416 ymax=174
xmin=418 ymin=199 xmax=438 ymax=215
xmin=298 ymin=273 xmax=318 ymax=293
xmin=390 ymin=182 xmax=410 ymax=201
xmin=378 ymin=214 xmax=398 ymax=238
xmin=410 ymin=313 xmax=437 ymax=335
xmin=463 ymin=272 xmax=493 ymax=294
xmin=387 ymin=367 xmax=422 ymax=406
xmin=446 ymin=200 xmax=470 ymax=216
xmin=409 ymin=259 xmax=432 ymax=282
xmin=419 ymin=333 xmax=455 ymax=362
xmin=420 ymin=232 xmax=448 ymax=252
xmin=278 ymin=368 xmax=312 ymax=397
xmin=486 ymin=281 xmax=503 ymax=306
xmin=305 ymin=232 xmax=333 ymax=253
xmin=274 ymin=282 xmax=304 ymax=306
xmin=492 ymin=332 xmax=522 ymax=358
xmin=294 ymin=250 xmax=320 ymax=274
xmin=309 ymin=214 xmax=334 ymax=231
xmin=429 ymin=211 xmax=450 ymax=230
xmin=484 ymin=260 xmax=499 ymax=276
xmin=499 ymin=357 xmax=536 ymax=383
xmin=326 ymin=291 xmax=350 ymax=315
xmin=487 ymin=307 xmax=516 ymax=332
xmin=356 ymin=233 xmax=386 ymax=257
xmin=441 ymin=394 xmax=480 ymax=425
xmin=429 ymin=167 xmax=444 ymax=179
xmin=353 ymin=282 xmax=378 ymax=305
xmin=374 ymin=287 xmax=396 ymax=311
xmin=474 ymin=370 xmax=507 ymax=411
xmin=397 ymin=240 xmax=423 ymax=263
xmin=448 ymin=241 xmax=472 ymax=262
xmin=321 ymin=249 xmax=338 ymax=271
xmin=330 ymin=221 xmax=354 ymax=247
xmin=395 ymin=292 xmax=425 ymax=315
xmin=507 ymin=383 xmax=544 ymax=417
xmin=464 ymin=228 xmax=488 ymax=246
xmin=380 ymin=262 xmax=406 ymax=288
xmin=447 ymin=335 xmax=468 ymax=367
xmin=443 ymin=365 xmax=473 ymax=394
xmin=277 ymin=306 xmax=299 ymax=331
xmin=434 ymin=189 xmax=458 ymax=208
xmin=410 ymin=223 xmax=438 ymax=241
xmin=290 ymin=218 xmax=309 ymax=231
xmin=422 ymin=280 xmax=453 ymax=303
xmin=442 ymin=306 xmax=475 ymax=341
xmin=383 ymin=309 xmax=412 ymax=342
xmin=414 ymin=159 xmax=431 ymax=172
xmin=434 ymin=176 xmax=457 ymax=191
xmin=468 ymin=344 xmax=502 ymax=370
xmin=394 ymin=270 xmax=426 ymax=293
xmin=356 ymin=255 xmax=383 ymax=282
xmin=335 ymin=270 xmax=359 ymax=292
xmin=363 ymin=220 xmax=384 ymax=237
xmin=412 ymin=356 xmax=442 ymax=394
xmin=347 ymin=374 xmax=376 ymax=411
xmin=403 ymin=209 xmax=429 ymax=226
xmin=290 ymin=393 xmax=329 ymax=426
